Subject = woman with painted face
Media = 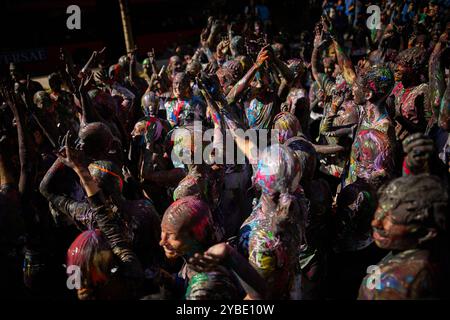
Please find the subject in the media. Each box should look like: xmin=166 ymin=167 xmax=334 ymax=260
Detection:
xmin=358 ymin=174 xmax=449 ymax=299
xmin=159 ymin=196 xmax=266 ymax=300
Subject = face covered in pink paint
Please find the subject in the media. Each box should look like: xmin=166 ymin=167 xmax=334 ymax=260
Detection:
xmin=253 ymin=144 xmax=301 ymax=195
xmin=372 ymin=174 xmax=447 ymax=251
xmin=160 ymin=196 xmax=216 ymax=260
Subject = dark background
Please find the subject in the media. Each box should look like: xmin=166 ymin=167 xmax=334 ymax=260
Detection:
xmin=0 ymin=0 xmax=322 ymax=76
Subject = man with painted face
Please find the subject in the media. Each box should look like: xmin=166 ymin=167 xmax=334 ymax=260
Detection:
xmin=358 ymin=174 xmax=448 ymax=299
xmin=164 ymin=72 xmax=206 ymax=127
xmin=346 ymin=65 xmax=397 ymax=188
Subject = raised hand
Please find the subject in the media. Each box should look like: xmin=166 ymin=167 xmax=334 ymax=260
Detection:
xmin=57 ymin=131 xmax=86 ymax=171
xmin=95 ymin=68 xmax=110 ymax=86
xmin=210 ymin=19 xmax=222 ymax=33
xmin=216 ymin=39 xmax=230 ymax=56
xmin=313 ymin=22 xmax=329 ymax=48
xmin=188 ymin=242 xmax=229 ymax=273
xmin=200 ymin=28 xmax=209 ymax=48
xmin=439 ymin=31 xmax=448 ymax=44
xmin=78 ymin=71 xmax=95 ymax=94
xmin=255 ymin=45 xmax=270 ymax=67
xmin=403 ymin=133 xmax=434 ymax=172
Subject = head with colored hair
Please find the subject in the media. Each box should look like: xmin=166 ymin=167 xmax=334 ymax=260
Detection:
xmin=186 ymin=60 xmax=202 ymax=78
xmin=170 ymin=124 xmax=208 ymax=170
xmin=322 ymin=57 xmax=335 ymax=77
xmin=160 ymin=196 xmax=216 ymax=259
xmin=142 ymin=58 xmax=150 ymax=69
xmin=88 ymin=160 xmax=124 ymax=198
xmin=88 ymin=89 xmax=117 ymax=120
xmin=352 ymin=65 xmax=394 ymax=105
xmin=272 ymin=112 xmax=301 ymax=144
xmin=254 ymin=144 xmax=301 ymax=195
xmin=67 ymin=229 xmax=124 ymax=300
xmin=118 ymin=55 xmax=129 ymax=68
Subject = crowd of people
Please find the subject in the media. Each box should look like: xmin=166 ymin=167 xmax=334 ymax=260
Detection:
xmin=0 ymin=0 xmax=449 ymax=300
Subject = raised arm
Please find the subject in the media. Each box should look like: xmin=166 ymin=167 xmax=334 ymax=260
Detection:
xmin=311 ymin=23 xmax=329 ymax=85
xmin=333 ymin=38 xmax=356 ymax=85
xmin=226 ymin=46 xmax=269 ymax=105
xmin=57 ymin=132 xmax=144 ymax=282
xmin=428 ymin=32 xmax=447 ymax=126
xmin=78 ymin=73 xmax=102 ymax=127
xmin=2 ymin=89 xmax=33 ymax=197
